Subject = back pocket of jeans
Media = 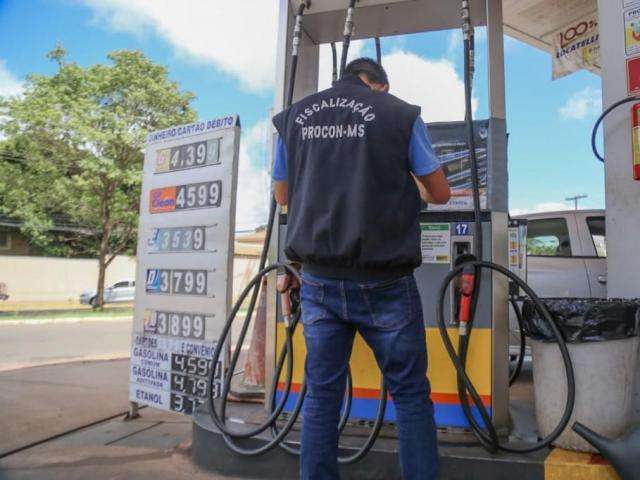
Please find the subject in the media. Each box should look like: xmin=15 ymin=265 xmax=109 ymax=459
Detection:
xmin=360 ymin=277 xmax=411 ymax=330
xmin=300 ymin=275 xmax=325 ymax=325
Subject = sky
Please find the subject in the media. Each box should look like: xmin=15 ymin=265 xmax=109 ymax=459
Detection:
xmin=0 ymin=0 xmax=605 ymax=229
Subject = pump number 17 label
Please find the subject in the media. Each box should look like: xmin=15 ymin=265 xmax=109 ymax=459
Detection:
xmin=454 ymin=223 xmax=471 ymax=236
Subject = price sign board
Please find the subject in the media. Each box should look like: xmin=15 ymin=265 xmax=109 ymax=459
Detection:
xmin=129 ymin=116 xmax=240 ymax=415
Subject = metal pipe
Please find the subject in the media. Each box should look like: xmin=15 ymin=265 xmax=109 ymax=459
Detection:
xmin=339 ymin=0 xmax=357 ymax=77
xmin=331 ymin=42 xmax=338 ymax=83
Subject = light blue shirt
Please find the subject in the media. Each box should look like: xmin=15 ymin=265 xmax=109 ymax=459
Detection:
xmin=272 ymin=116 xmax=441 ymax=181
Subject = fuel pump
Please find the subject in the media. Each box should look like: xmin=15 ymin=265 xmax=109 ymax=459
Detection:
xmin=205 ymin=0 xmax=578 ymax=466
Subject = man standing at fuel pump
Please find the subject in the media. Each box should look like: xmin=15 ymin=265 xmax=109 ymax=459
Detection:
xmin=272 ymin=58 xmax=450 ymax=480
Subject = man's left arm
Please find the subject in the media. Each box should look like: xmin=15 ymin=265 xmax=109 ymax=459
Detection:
xmin=409 ymin=117 xmax=451 ymax=204
xmin=272 ymin=136 xmax=288 ymax=206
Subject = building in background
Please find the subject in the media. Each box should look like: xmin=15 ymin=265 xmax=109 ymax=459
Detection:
xmin=0 ymin=226 xmax=265 ymax=311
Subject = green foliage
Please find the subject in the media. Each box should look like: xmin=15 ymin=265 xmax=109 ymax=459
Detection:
xmin=0 ymin=47 xmax=196 ymax=306
xmin=0 ymin=47 xmax=196 ymax=257
xmin=526 ymin=238 xmax=558 ymax=256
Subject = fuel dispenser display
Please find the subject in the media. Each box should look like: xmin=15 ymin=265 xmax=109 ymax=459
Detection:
xmin=424 ymin=120 xmax=489 ymax=211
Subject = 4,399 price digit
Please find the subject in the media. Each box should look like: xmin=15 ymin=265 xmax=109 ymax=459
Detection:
xmin=157 ymin=138 xmax=220 ymax=174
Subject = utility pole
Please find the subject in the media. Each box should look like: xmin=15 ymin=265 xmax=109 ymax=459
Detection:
xmin=565 ymin=194 xmax=588 ymax=210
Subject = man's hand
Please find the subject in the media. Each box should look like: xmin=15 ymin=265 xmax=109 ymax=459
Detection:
xmin=413 ymin=168 xmax=451 ymax=205
xmin=273 ymin=181 xmax=288 ymax=206
xmin=277 ymin=269 xmax=300 ymax=324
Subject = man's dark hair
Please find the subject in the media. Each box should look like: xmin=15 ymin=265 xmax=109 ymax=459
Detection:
xmin=344 ymin=57 xmax=389 ymax=86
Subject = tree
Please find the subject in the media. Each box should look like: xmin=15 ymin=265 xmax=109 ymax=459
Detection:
xmin=0 ymin=47 xmax=196 ymax=308
xmin=526 ymin=237 xmax=558 ymax=256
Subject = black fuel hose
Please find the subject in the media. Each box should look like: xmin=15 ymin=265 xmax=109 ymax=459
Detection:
xmin=269 ymin=3 xmax=390 ymax=461
xmin=592 ymin=96 xmax=640 ymax=162
xmin=437 ymin=261 xmax=576 ymax=453
xmin=209 ymin=263 xmax=307 ymax=456
xmin=206 ymin=2 xmax=309 ymax=456
xmin=207 ymin=1 xmax=387 ymax=462
xmin=508 ymin=298 xmax=526 ymax=387
xmin=273 ymin=378 xmax=388 ymax=464
xmin=437 ymin=0 xmax=576 ymax=454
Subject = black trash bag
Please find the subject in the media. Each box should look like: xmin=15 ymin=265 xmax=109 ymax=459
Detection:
xmin=521 ymin=298 xmax=640 ymax=343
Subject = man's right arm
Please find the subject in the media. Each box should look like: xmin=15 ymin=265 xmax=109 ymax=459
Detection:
xmin=409 ymin=117 xmax=451 ymax=205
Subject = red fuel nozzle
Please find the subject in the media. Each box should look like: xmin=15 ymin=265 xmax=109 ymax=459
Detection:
xmin=458 ymin=265 xmax=476 ymax=326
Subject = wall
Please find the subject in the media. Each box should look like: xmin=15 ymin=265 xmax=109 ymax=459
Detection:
xmin=0 ymin=254 xmax=259 ymax=309
xmin=598 ymin=0 xmax=640 ymax=423
xmin=0 ymin=255 xmax=136 ymax=307
xmin=597 ymin=0 xmax=640 ymax=298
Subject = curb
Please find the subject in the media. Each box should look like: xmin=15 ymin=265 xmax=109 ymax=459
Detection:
xmin=0 ymin=316 xmax=132 ymax=326
xmin=0 ymin=354 xmax=131 ymax=373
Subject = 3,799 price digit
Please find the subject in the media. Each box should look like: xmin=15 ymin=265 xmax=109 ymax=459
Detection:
xmin=145 ymin=269 xmax=209 ymax=296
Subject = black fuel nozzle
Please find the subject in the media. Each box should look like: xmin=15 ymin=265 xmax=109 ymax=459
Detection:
xmin=277 ymin=265 xmax=301 ymax=329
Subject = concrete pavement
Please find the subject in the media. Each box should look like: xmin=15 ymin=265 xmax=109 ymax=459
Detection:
xmin=0 ymin=359 xmax=131 ymax=457
xmin=0 ymin=409 xmax=239 ymax=480
xmin=0 ymin=319 xmax=132 ymax=372
xmin=0 ymin=359 xmax=251 ymax=479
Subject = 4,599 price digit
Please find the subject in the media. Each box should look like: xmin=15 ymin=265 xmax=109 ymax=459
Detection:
xmin=175 ymin=181 xmax=221 ymax=210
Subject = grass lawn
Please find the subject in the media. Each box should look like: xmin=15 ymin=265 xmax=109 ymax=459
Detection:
xmin=0 ymin=307 xmax=133 ymax=321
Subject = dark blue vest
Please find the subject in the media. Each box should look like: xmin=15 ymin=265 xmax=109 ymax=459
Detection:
xmin=272 ymin=74 xmax=422 ymax=280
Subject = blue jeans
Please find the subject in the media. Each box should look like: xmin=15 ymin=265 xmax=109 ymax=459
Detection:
xmin=299 ymin=272 xmax=438 ymax=480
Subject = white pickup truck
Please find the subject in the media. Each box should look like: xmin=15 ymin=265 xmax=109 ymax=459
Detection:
xmin=514 ymin=209 xmax=607 ymax=298
xmin=509 ymin=209 xmax=606 ymax=353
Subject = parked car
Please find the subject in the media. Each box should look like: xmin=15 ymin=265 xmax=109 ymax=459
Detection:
xmin=509 ymin=209 xmax=606 ymax=356
xmin=80 ymin=280 xmax=136 ymax=306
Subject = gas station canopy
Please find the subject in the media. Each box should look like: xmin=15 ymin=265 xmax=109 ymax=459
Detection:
xmin=290 ymin=0 xmax=597 ymax=59
xmin=503 ymin=0 xmax=597 ymax=54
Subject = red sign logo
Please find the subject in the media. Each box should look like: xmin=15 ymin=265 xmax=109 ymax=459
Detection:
xmin=149 ymin=187 xmax=177 ymax=213
xmin=627 ymin=57 xmax=640 ymax=96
